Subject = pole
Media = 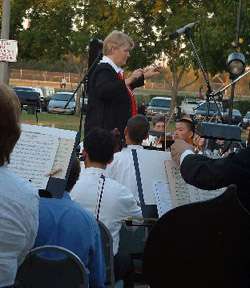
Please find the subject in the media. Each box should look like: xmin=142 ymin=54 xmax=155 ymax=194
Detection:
xmin=0 ymin=0 xmax=11 ymax=84
xmin=235 ymin=0 xmax=242 ymax=48
xmin=228 ymin=82 xmax=236 ymax=124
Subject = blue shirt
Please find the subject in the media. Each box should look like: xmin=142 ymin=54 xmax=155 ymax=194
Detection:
xmin=35 ymin=192 xmax=105 ymax=288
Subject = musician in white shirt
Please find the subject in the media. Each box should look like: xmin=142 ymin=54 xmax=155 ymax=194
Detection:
xmin=71 ymin=128 xmax=141 ymax=286
xmin=0 ymin=84 xmax=39 ymax=287
xmin=106 ymin=115 xmax=150 ymax=202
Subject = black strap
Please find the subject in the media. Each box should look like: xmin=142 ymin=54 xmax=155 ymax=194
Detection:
xmin=95 ymin=174 xmax=105 ymax=221
xmin=131 ymin=149 xmax=145 ymax=211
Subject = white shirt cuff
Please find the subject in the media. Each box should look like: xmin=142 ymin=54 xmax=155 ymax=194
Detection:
xmin=180 ymin=149 xmax=194 ymax=165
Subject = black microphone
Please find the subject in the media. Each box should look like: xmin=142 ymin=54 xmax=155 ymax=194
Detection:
xmin=169 ymin=22 xmax=198 ymax=40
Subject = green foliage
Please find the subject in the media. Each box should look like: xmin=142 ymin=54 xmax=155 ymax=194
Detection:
xmin=7 ymin=0 xmax=250 ymax=81
xmin=234 ymin=100 xmax=250 ymax=116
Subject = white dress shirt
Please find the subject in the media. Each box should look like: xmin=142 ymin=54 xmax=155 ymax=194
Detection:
xmin=71 ymin=167 xmax=142 ymax=255
xmin=99 ymin=55 xmax=123 ymax=74
xmin=106 ymin=145 xmax=143 ymax=202
xmin=0 ymin=166 xmax=39 ymax=287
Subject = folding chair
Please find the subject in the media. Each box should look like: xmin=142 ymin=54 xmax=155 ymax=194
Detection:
xmin=15 ymin=245 xmax=89 ymax=288
xmin=98 ymin=221 xmax=116 ymax=287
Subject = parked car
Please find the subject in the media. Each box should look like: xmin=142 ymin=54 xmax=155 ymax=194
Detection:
xmin=146 ymin=96 xmax=171 ymax=119
xmin=194 ymin=101 xmax=223 ymax=118
xmin=223 ymin=109 xmax=242 ymax=125
xmin=47 ymin=92 xmax=75 ymax=114
xmin=14 ymin=86 xmax=48 ymax=111
xmin=180 ymin=98 xmax=201 ymax=116
xmin=13 ymin=86 xmax=41 ymax=112
xmin=241 ymin=111 xmax=250 ymax=128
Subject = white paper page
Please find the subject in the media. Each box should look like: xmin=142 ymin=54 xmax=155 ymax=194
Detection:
xmin=137 ymin=150 xmax=171 ymax=205
xmin=52 ymin=138 xmax=75 ymax=179
xmin=165 ymin=160 xmax=224 ymax=207
xmin=21 ymin=124 xmax=77 ymax=139
xmin=8 ymin=130 xmax=59 ymax=189
xmin=153 ymin=180 xmax=173 ymax=218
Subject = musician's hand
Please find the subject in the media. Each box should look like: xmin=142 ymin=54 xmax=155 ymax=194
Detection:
xmin=171 ymin=139 xmax=194 ymax=165
xmin=143 ymin=66 xmax=161 ymax=79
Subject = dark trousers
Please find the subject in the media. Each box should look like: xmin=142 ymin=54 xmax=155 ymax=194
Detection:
xmin=114 ymin=252 xmax=134 ymax=288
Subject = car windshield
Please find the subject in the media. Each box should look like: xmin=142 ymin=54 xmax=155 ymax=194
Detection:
xmin=225 ymin=109 xmax=241 ymax=116
xmin=14 ymin=87 xmax=34 ymax=92
xmin=197 ymin=102 xmax=219 ymax=112
xmin=149 ymin=99 xmax=171 ymax=108
xmin=52 ymin=93 xmax=74 ymax=101
xmin=245 ymin=112 xmax=250 ymax=118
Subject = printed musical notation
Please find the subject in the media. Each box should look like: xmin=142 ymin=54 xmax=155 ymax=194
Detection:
xmin=153 ymin=180 xmax=173 ymax=218
xmin=165 ymin=160 xmax=224 ymax=208
xmin=8 ymin=131 xmax=58 ymax=189
xmin=8 ymin=124 xmax=77 ymax=190
xmin=52 ymin=138 xmax=75 ymax=179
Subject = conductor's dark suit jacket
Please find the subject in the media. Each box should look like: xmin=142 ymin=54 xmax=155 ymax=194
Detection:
xmin=84 ymin=63 xmax=144 ymax=137
xmin=144 ymin=148 xmax=250 ymax=288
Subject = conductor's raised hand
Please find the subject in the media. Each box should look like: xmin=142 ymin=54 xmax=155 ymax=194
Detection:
xmin=171 ymin=139 xmax=194 ymax=165
xmin=143 ymin=66 xmax=161 ymax=79
xmin=125 ymin=69 xmax=144 ymax=85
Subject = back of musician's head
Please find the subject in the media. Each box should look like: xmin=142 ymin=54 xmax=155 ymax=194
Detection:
xmin=0 ymin=84 xmax=21 ymax=166
xmin=66 ymin=154 xmax=81 ymax=192
xmin=126 ymin=114 xmax=150 ymax=145
xmin=84 ymin=128 xmax=115 ymax=164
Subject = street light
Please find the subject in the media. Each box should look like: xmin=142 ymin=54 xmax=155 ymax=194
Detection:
xmin=227 ymin=52 xmax=246 ymax=79
xmin=226 ymin=52 xmax=246 ymax=124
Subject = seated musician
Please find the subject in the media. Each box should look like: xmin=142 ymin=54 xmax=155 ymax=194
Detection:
xmin=35 ymin=155 xmax=105 ymax=288
xmin=106 ymin=114 xmax=150 ymax=201
xmin=0 ymin=84 xmax=39 ymax=288
xmin=173 ymin=117 xmax=195 ymax=144
xmin=142 ymin=114 xmax=165 ymax=148
xmin=71 ymin=128 xmax=142 ymax=287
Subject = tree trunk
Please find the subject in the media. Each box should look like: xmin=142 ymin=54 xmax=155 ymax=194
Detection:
xmin=75 ymin=84 xmax=82 ymax=116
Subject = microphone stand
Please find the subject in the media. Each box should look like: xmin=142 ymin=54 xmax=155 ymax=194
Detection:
xmin=184 ymin=28 xmax=223 ymax=121
xmin=63 ymin=52 xmax=103 ymax=145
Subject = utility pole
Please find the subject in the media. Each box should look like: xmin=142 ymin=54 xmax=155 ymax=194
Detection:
xmin=0 ymin=0 xmax=11 ymax=84
xmin=228 ymin=0 xmax=243 ymax=123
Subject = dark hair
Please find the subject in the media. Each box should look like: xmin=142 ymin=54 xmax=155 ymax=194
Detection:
xmin=84 ymin=128 xmax=115 ymax=164
xmin=0 ymin=84 xmax=21 ymax=166
xmin=127 ymin=114 xmax=150 ymax=144
xmin=177 ymin=118 xmax=195 ymax=135
xmin=152 ymin=115 xmax=165 ymax=126
xmin=66 ymin=154 xmax=81 ymax=192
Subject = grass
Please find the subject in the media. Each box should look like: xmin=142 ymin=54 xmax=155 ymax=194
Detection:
xmin=21 ymin=111 xmax=82 ymax=131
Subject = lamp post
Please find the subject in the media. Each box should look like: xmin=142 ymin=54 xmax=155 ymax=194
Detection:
xmin=226 ymin=52 xmax=246 ymax=124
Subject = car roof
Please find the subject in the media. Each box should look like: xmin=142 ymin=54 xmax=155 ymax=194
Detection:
xmin=14 ymin=86 xmax=34 ymax=89
xmin=54 ymin=91 xmax=74 ymax=95
xmin=150 ymin=96 xmax=171 ymax=100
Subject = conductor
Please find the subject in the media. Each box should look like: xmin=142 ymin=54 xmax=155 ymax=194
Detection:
xmin=84 ymin=30 xmax=159 ymax=138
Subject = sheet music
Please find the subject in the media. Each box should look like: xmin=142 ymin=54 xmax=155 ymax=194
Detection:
xmin=153 ymin=180 xmax=173 ymax=218
xmin=8 ymin=130 xmax=59 ymax=189
xmin=51 ymin=138 xmax=75 ymax=179
xmin=8 ymin=124 xmax=77 ymax=190
xmin=136 ymin=150 xmax=171 ymax=205
xmin=165 ymin=160 xmax=224 ymax=207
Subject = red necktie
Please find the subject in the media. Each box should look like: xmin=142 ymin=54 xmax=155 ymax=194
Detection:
xmin=117 ymin=72 xmax=137 ymax=116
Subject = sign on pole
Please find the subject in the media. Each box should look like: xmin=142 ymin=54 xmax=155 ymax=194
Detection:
xmin=0 ymin=39 xmax=18 ymax=62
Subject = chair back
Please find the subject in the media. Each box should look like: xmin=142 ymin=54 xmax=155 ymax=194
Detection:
xmin=15 ymin=245 xmax=89 ymax=288
xmin=98 ymin=221 xmax=115 ymax=287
